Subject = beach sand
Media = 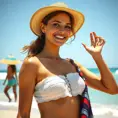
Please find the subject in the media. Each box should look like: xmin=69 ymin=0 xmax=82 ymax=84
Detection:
xmin=0 ymin=93 xmax=40 ymax=118
xmin=0 ymin=109 xmax=118 ymax=118
xmin=0 ymin=110 xmax=40 ymax=118
xmin=0 ymin=102 xmax=118 ymax=118
xmin=0 ymin=94 xmax=118 ymax=118
xmin=0 ymin=101 xmax=40 ymax=118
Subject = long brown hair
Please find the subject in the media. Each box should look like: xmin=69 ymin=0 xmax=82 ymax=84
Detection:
xmin=8 ymin=65 xmax=17 ymax=79
xmin=22 ymin=11 xmax=75 ymax=57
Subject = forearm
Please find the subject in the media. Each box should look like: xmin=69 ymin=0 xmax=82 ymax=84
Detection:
xmin=17 ymin=112 xmax=21 ymax=118
xmin=3 ymin=78 xmax=7 ymax=84
xmin=17 ymin=108 xmax=30 ymax=118
xmin=3 ymin=75 xmax=8 ymax=84
xmin=3 ymin=79 xmax=6 ymax=83
xmin=15 ymin=73 xmax=19 ymax=84
xmin=92 ymin=54 xmax=118 ymax=93
xmin=17 ymin=112 xmax=30 ymax=118
xmin=15 ymin=73 xmax=18 ymax=80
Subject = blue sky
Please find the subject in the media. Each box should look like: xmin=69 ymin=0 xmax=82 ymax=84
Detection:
xmin=0 ymin=0 xmax=118 ymax=70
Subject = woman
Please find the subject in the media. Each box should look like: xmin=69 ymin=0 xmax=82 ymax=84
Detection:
xmin=3 ymin=65 xmax=18 ymax=102
xmin=17 ymin=2 xmax=118 ymax=118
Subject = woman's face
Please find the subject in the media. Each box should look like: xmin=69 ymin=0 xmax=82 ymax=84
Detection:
xmin=7 ymin=65 xmax=12 ymax=73
xmin=42 ymin=13 xmax=72 ymax=46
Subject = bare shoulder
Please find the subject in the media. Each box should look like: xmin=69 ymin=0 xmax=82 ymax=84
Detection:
xmin=20 ymin=56 xmax=41 ymax=74
xmin=73 ymin=60 xmax=91 ymax=73
xmin=19 ymin=56 xmax=42 ymax=87
xmin=72 ymin=59 xmax=82 ymax=68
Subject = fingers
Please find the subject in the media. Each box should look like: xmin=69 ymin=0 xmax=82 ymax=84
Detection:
xmin=82 ymin=43 xmax=88 ymax=50
xmin=96 ymin=36 xmax=105 ymax=46
xmin=91 ymin=32 xmax=106 ymax=46
xmin=90 ymin=33 xmax=95 ymax=47
xmin=93 ymin=32 xmax=97 ymax=37
xmin=99 ymin=37 xmax=105 ymax=46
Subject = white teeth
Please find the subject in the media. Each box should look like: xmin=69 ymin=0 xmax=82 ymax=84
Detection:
xmin=55 ymin=35 xmax=64 ymax=39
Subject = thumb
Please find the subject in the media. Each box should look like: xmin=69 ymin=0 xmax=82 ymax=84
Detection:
xmin=82 ymin=43 xmax=88 ymax=50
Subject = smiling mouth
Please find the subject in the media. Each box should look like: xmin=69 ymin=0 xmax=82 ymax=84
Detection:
xmin=54 ymin=35 xmax=66 ymax=40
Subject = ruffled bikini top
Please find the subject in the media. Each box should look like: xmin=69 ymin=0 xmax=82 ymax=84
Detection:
xmin=34 ymin=59 xmax=93 ymax=118
xmin=34 ymin=72 xmax=85 ymax=103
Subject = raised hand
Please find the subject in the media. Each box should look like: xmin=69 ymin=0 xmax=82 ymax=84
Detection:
xmin=82 ymin=32 xmax=105 ymax=56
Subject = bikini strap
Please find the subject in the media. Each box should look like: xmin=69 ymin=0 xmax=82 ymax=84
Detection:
xmin=67 ymin=58 xmax=85 ymax=80
xmin=67 ymin=58 xmax=93 ymax=117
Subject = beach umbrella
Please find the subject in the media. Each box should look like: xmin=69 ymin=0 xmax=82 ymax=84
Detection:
xmin=0 ymin=54 xmax=21 ymax=65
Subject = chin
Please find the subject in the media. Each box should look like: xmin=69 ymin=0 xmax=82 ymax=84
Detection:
xmin=54 ymin=41 xmax=65 ymax=47
xmin=54 ymin=43 xmax=64 ymax=47
xmin=54 ymin=39 xmax=67 ymax=46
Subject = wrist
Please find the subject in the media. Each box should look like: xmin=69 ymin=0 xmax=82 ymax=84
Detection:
xmin=92 ymin=53 xmax=103 ymax=60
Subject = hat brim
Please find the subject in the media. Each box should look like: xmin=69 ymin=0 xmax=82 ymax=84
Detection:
xmin=30 ymin=6 xmax=84 ymax=37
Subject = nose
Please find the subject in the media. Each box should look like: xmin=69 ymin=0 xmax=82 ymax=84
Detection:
xmin=58 ymin=30 xmax=65 ymax=35
xmin=58 ymin=27 xmax=66 ymax=35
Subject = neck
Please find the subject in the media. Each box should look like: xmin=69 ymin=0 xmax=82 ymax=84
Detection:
xmin=41 ymin=39 xmax=61 ymax=59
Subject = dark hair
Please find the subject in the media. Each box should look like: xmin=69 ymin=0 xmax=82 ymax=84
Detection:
xmin=9 ymin=65 xmax=17 ymax=73
xmin=22 ymin=10 xmax=75 ymax=57
xmin=8 ymin=65 xmax=17 ymax=79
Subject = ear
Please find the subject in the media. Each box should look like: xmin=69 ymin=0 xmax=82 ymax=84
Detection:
xmin=40 ymin=23 xmax=46 ymax=33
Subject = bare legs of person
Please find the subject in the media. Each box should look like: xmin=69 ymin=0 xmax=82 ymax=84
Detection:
xmin=4 ymin=85 xmax=17 ymax=102
xmin=13 ymin=85 xmax=17 ymax=102
xmin=4 ymin=86 xmax=12 ymax=102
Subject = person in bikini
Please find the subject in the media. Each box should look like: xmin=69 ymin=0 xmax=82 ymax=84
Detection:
xmin=17 ymin=2 xmax=118 ymax=118
xmin=3 ymin=65 xmax=18 ymax=102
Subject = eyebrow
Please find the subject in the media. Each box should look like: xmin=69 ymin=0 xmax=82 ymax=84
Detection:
xmin=51 ymin=20 xmax=71 ymax=25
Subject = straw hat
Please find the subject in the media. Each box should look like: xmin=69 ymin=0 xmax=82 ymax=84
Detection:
xmin=30 ymin=2 xmax=85 ymax=37
xmin=0 ymin=55 xmax=21 ymax=65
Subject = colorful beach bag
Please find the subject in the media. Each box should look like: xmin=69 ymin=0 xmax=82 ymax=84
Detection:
xmin=69 ymin=59 xmax=93 ymax=118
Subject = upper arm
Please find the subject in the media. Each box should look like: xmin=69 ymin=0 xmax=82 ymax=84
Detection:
xmin=5 ymin=74 xmax=9 ymax=80
xmin=18 ymin=57 xmax=38 ymax=117
xmin=74 ymin=61 xmax=112 ymax=94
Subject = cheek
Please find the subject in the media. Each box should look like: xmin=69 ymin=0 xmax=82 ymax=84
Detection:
xmin=45 ymin=30 xmax=55 ymax=41
xmin=47 ymin=28 xmax=57 ymax=35
xmin=47 ymin=31 xmax=54 ymax=38
xmin=67 ymin=31 xmax=72 ymax=37
xmin=68 ymin=31 xmax=72 ymax=35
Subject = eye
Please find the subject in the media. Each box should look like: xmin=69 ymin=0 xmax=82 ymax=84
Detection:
xmin=52 ymin=23 xmax=60 ymax=28
xmin=65 ymin=25 xmax=72 ymax=30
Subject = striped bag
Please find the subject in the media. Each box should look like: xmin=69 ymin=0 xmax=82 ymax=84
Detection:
xmin=69 ymin=59 xmax=93 ymax=118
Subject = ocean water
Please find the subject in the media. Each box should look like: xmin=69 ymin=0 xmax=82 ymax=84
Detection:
xmin=0 ymin=68 xmax=118 ymax=117
xmin=88 ymin=68 xmax=118 ymax=105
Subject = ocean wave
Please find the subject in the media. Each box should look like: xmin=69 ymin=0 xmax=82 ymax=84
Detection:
xmin=0 ymin=73 xmax=7 ymax=80
xmin=0 ymin=72 xmax=19 ymax=80
xmin=0 ymin=95 xmax=38 ymax=110
xmin=115 ymin=70 xmax=118 ymax=75
xmin=92 ymin=103 xmax=118 ymax=117
xmin=0 ymin=100 xmax=38 ymax=111
xmin=0 ymin=101 xmax=118 ymax=117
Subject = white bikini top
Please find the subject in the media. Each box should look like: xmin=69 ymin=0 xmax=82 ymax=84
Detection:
xmin=34 ymin=72 xmax=85 ymax=103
